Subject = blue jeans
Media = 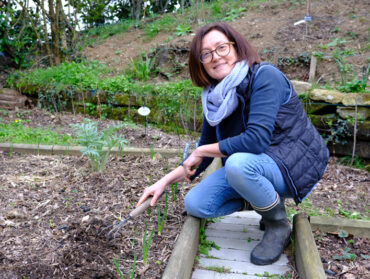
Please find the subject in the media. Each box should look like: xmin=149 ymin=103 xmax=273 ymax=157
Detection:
xmin=184 ymin=153 xmax=293 ymax=219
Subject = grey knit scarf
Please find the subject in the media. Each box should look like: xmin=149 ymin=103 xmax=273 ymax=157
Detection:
xmin=201 ymin=60 xmax=249 ymax=126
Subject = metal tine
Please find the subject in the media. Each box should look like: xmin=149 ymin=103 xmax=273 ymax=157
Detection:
xmin=106 ymin=217 xmax=130 ymax=241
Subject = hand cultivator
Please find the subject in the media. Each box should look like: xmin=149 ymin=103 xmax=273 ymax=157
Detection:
xmin=101 ymin=195 xmax=162 ymax=241
xmin=101 ymin=142 xmax=190 ymax=241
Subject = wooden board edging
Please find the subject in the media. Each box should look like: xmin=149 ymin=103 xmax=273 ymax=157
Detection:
xmin=162 ymin=158 xmax=222 ymax=279
xmin=0 ymin=143 xmax=183 ymax=158
xmin=162 ymin=216 xmax=200 ymax=279
xmin=293 ymin=213 xmax=326 ymax=279
xmin=310 ymin=216 xmax=370 ymax=238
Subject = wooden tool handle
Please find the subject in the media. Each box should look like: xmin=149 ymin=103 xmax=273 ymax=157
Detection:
xmin=129 ymin=198 xmax=152 ymax=218
xmin=129 ymin=193 xmax=164 ymax=218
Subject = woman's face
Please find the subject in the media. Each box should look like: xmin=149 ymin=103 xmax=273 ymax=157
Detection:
xmin=201 ymin=30 xmax=238 ymax=81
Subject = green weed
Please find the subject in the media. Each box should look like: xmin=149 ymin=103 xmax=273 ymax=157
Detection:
xmin=203 ymin=265 xmax=231 ymax=273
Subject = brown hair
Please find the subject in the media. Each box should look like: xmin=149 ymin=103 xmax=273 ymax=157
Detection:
xmin=188 ymin=22 xmax=261 ymax=88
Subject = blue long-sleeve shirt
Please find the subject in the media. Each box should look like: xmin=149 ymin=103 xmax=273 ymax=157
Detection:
xmin=218 ymin=65 xmax=291 ymax=155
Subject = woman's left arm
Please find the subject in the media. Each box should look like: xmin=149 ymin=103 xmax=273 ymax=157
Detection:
xmin=219 ymin=65 xmax=291 ymax=155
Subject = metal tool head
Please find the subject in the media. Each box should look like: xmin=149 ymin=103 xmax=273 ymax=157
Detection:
xmin=100 ymin=216 xmax=131 ymax=241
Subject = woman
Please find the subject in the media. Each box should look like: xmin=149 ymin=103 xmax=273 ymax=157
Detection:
xmin=137 ymin=22 xmax=329 ymax=265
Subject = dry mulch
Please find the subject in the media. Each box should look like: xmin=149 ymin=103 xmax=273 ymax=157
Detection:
xmin=314 ymin=230 xmax=370 ymax=279
xmin=0 ymin=108 xmax=369 ymax=278
xmin=0 ymin=151 xmax=196 ymax=279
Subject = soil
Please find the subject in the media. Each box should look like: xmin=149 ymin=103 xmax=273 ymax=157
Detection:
xmin=0 ymin=108 xmax=369 ymax=278
xmin=314 ymin=230 xmax=370 ymax=279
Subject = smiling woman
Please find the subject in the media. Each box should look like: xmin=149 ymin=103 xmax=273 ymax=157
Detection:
xmin=137 ymin=22 xmax=329 ymax=266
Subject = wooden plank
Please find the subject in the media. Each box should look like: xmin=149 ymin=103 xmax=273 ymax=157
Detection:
xmin=198 ymin=258 xmax=291 ymax=275
xmin=162 ymin=216 xmax=200 ymax=279
xmin=192 ymin=269 xmax=268 ymax=279
xmin=205 ymin=228 xmax=263 ymax=240
xmin=203 ymin=247 xmax=289 ymax=266
xmin=294 ymin=214 xmax=325 ymax=279
xmin=310 ymin=216 xmax=370 ymax=238
xmin=216 ymin=215 xmax=261 ymax=226
xmin=228 ymin=211 xmax=261 ymax=219
xmin=206 ymin=236 xmax=259 ymax=251
xmin=207 ymin=222 xmax=260 ymax=232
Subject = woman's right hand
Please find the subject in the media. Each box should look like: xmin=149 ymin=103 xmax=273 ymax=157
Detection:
xmin=136 ymin=180 xmax=167 ymax=207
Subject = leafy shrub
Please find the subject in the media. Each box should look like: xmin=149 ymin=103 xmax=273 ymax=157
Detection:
xmin=71 ymin=119 xmax=127 ymax=172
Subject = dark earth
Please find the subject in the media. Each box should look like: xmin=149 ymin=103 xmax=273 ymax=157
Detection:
xmin=0 ymin=108 xmax=369 ymax=278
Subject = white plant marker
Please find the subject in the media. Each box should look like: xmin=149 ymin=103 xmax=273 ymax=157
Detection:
xmin=138 ymin=106 xmax=151 ymax=135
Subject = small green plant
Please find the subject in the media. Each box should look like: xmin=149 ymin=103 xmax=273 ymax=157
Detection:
xmin=49 ymin=219 xmax=55 ymax=229
xmin=175 ymin=24 xmax=192 ymax=36
xmin=170 ymin=182 xmax=178 ymax=201
xmin=198 ymin=219 xmax=220 ymax=256
xmin=72 ymin=119 xmax=127 ymax=172
xmin=333 ymin=247 xmax=356 ymax=261
xmin=156 ymin=192 xmax=168 ymax=236
xmin=142 ymin=221 xmax=154 ymax=265
xmin=113 ymin=251 xmax=136 ymax=279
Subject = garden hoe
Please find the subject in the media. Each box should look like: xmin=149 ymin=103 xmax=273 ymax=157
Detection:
xmin=102 ymin=142 xmax=190 ymax=241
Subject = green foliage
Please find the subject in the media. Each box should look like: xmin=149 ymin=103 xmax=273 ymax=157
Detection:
xmin=0 ymin=4 xmax=38 ymax=68
xmin=223 ymin=7 xmax=246 ymax=22
xmin=7 ymin=60 xmax=109 ymax=91
xmin=0 ymin=119 xmax=74 ymax=145
xmin=339 ymin=155 xmax=366 ymax=170
xmin=128 ymin=52 xmax=157 ymax=81
xmin=324 ymin=118 xmax=350 ymax=146
xmin=84 ymin=19 xmax=133 ymax=43
xmin=175 ymin=24 xmax=192 ymax=36
xmin=71 ymin=119 xmax=127 ymax=172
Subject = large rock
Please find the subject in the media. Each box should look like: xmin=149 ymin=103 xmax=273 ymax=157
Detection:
xmin=310 ymin=89 xmax=344 ymax=104
xmin=291 ymin=80 xmax=312 ymax=94
xmin=342 ymin=93 xmax=370 ymax=106
xmin=337 ymin=107 xmax=369 ymax=120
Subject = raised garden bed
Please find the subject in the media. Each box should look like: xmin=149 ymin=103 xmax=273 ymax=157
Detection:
xmin=0 ymin=150 xmax=196 ymax=278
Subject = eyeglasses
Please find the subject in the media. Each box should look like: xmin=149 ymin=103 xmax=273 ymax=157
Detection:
xmin=200 ymin=42 xmax=235 ymax=64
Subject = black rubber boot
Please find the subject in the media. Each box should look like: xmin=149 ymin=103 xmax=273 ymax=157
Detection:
xmin=259 ymin=198 xmax=285 ymax=231
xmin=250 ymin=195 xmax=291 ymax=265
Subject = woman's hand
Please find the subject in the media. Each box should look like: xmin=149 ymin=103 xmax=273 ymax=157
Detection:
xmin=136 ymin=166 xmax=185 ymax=207
xmin=136 ymin=180 xmax=167 ymax=207
xmin=182 ymin=152 xmax=203 ymax=182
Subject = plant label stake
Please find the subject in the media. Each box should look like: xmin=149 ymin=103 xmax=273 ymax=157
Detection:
xmin=138 ymin=106 xmax=151 ymax=136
